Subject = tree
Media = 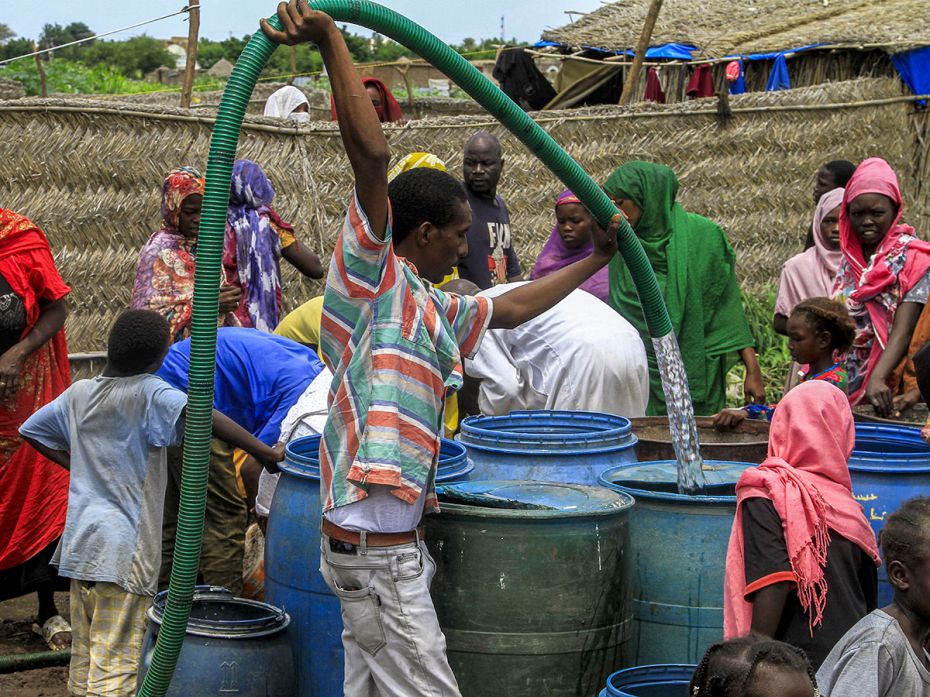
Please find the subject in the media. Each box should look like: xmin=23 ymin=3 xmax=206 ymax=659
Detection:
xmin=0 ymin=38 xmax=32 ymax=63
xmin=38 ymin=22 xmax=94 ymax=60
xmin=0 ymin=23 xmax=15 ymax=44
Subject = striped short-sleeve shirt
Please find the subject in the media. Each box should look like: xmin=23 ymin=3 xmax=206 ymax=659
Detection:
xmin=319 ymin=193 xmax=492 ymax=515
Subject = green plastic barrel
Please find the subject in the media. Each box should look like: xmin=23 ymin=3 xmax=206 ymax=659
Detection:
xmin=425 ymin=480 xmax=635 ymax=697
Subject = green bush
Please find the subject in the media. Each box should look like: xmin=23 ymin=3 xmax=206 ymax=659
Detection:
xmin=726 ymin=284 xmax=791 ymax=407
xmin=1 ymin=59 xmax=166 ymax=96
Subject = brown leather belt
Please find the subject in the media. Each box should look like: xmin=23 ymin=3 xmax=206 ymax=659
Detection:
xmin=321 ymin=518 xmax=423 ymax=547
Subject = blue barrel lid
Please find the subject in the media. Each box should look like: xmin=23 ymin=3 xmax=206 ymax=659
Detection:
xmin=281 ymin=434 xmax=473 ymax=481
xmin=148 ymin=586 xmax=289 ymax=639
xmin=437 ymin=479 xmax=634 ymax=518
xmin=600 ymin=461 xmax=753 ymax=504
xmin=603 ymin=664 xmax=696 ymax=697
xmin=852 ymin=423 xmax=930 ymax=472
xmin=459 ymin=410 xmax=637 ymax=454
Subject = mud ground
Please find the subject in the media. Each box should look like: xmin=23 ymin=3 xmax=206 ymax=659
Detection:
xmin=0 ymin=592 xmax=70 ymax=696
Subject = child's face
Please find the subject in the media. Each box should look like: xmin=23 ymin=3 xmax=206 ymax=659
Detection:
xmin=820 ymin=205 xmax=841 ymax=251
xmin=422 ymin=200 xmax=471 ymax=284
xmin=787 ymin=314 xmax=830 ymax=365
xmin=555 ymin=203 xmax=593 ymax=249
xmin=747 ymin=667 xmax=816 ymax=697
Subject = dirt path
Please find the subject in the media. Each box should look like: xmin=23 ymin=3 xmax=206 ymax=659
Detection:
xmin=0 ymin=593 xmax=70 ymax=696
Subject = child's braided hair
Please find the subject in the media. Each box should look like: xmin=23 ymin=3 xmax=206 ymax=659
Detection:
xmin=690 ymin=635 xmax=819 ymax=697
xmin=791 ymin=297 xmax=856 ymax=353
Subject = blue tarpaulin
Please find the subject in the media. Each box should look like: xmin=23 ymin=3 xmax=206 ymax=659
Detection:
xmin=729 ymin=60 xmax=747 ymax=95
xmin=891 ymin=46 xmax=930 ymax=102
xmin=766 ymin=54 xmax=791 ymax=91
xmin=533 ymin=40 xmax=697 ymax=60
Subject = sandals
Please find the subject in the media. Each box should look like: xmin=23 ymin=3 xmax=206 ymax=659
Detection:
xmin=31 ymin=614 xmax=72 ymax=651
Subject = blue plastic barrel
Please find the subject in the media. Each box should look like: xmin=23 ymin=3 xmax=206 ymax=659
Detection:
xmin=265 ymin=435 xmax=473 ymax=697
xmin=598 ymin=664 xmax=695 ymax=697
xmin=599 ymin=461 xmax=752 ymax=665
xmin=137 ymin=586 xmax=293 ymax=696
xmin=459 ymin=410 xmax=638 ymax=483
xmin=851 ymin=423 xmax=930 ymax=605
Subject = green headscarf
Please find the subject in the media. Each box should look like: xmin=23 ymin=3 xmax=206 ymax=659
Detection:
xmin=605 ymin=161 xmax=754 ymax=415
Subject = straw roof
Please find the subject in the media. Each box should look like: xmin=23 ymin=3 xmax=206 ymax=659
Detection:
xmin=542 ymin=0 xmax=930 ymax=57
xmin=1 ymin=76 xmax=927 ymax=353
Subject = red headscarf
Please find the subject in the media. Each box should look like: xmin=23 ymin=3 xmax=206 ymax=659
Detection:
xmin=832 ymin=157 xmax=930 ymax=404
xmin=0 ymin=210 xmax=71 ymax=569
xmin=330 ymin=77 xmax=404 ymax=123
xmin=723 ymin=381 xmax=880 ymax=639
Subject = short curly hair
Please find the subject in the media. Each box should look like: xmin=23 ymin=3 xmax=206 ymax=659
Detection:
xmin=791 ymin=297 xmax=856 ymax=352
xmin=388 ymin=168 xmax=469 ymax=245
xmin=107 ymin=310 xmax=170 ymax=374
xmin=880 ymin=496 xmax=930 ymax=570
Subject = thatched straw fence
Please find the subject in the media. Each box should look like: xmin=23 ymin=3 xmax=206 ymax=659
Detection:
xmin=1 ymin=77 xmax=928 ymax=365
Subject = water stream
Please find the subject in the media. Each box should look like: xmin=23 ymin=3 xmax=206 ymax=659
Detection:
xmin=652 ymin=332 xmax=706 ymax=494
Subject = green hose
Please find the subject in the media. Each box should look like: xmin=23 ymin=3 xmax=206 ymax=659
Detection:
xmin=137 ymin=4 xmax=691 ymax=695
xmin=0 ymin=649 xmax=70 ymax=674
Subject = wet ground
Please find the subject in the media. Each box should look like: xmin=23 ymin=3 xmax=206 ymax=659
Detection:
xmin=0 ymin=593 xmax=70 ymax=696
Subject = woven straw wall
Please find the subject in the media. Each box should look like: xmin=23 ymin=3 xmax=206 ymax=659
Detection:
xmin=1 ymin=77 xmax=927 ymax=354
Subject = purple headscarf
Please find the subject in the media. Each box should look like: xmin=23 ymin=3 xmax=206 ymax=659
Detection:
xmin=226 ymin=159 xmax=283 ymax=331
xmin=530 ymin=190 xmax=609 ymax=302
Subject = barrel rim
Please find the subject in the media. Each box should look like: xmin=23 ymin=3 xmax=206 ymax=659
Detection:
xmin=436 ymin=485 xmax=636 ymax=519
xmin=599 ymin=461 xmax=752 ymax=504
xmin=147 ymin=589 xmax=290 ymax=639
xmin=460 ymin=410 xmax=637 ymax=451
xmin=604 ymin=663 xmax=697 ymax=694
xmin=851 ymin=423 xmax=930 ymax=471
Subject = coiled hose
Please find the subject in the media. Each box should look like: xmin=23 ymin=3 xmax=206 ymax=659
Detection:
xmin=137 ymin=3 xmax=703 ymax=695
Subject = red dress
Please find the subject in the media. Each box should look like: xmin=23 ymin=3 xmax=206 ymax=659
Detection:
xmin=0 ymin=210 xmax=71 ymax=570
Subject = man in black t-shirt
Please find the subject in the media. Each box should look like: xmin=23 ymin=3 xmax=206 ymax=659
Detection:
xmin=458 ymin=132 xmax=522 ymax=289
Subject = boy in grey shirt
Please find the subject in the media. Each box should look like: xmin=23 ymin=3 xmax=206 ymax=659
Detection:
xmin=816 ymin=496 xmax=930 ymax=696
xmin=21 ymin=310 xmax=282 ymax=697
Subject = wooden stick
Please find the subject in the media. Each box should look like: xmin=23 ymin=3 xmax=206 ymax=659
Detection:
xmin=396 ymin=64 xmax=419 ymax=120
xmin=32 ymin=42 xmax=47 ymax=98
xmin=179 ymin=0 xmax=200 ymax=109
xmin=288 ymin=46 xmax=297 ymax=85
xmin=618 ymin=0 xmax=663 ymax=105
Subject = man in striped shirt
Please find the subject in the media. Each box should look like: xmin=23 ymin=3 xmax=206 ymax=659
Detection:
xmin=263 ymin=3 xmax=620 ymax=694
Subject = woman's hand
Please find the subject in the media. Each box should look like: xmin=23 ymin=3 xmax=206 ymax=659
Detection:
xmin=713 ymin=408 xmax=748 ymax=429
xmin=892 ymin=388 xmax=921 ymax=415
xmin=590 ymin=214 xmax=620 ymax=264
xmin=0 ymin=344 xmax=26 ymax=402
xmin=743 ymin=370 xmax=766 ymax=405
xmin=218 ymin=285 xmax=242 ymax=315
xmin=866 ymin=374 xmax=894 ymax=417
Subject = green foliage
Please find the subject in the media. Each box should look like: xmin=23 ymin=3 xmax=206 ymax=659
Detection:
xmin=0 ymin=59 xmax=164 ymax=96
xmin=81 ymin=36 xmax=176 ymax=78
xmin=726 ymin=284 xmax=792 ymax=407
xmin=0 ymin=38 xmax=33 ymax=63
xmin=38 ymin=22 xmax=94 ymax=60
xmin=0 ymin=23 xmax=15 ymax=43
xmin=198 ymin=35 xmax=249 ymax=70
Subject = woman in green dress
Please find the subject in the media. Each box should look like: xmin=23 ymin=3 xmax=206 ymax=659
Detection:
xmin=605 ymin=161 xmax=764 ymax=415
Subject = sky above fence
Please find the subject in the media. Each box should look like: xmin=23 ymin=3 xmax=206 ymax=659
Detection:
xmin=4 ymin=0 xmax=603 ymax=45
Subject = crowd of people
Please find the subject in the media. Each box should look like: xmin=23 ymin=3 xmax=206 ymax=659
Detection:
xmin=1 ymin=2 xmax=929 ymax=695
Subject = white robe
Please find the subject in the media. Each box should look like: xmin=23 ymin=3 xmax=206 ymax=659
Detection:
xmin=466 ymin=283 xmax=649 ymax=418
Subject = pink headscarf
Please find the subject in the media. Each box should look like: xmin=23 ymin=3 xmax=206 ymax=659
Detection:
xmin=724 ymin=381 xmax=880 ymax=640
xmin=774 ymin=188 xmax=845 ymax=316
xmin=530 ymin=190 xmax=609 ymax=302
xmin=833 ymin=157 xmax=930 ymax=404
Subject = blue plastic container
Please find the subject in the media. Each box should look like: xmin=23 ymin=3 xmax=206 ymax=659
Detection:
xmin=459 ymin=410 xmax=638 ymax=483
xmin=265 ymin=435 xmax=473 ymax=697
xmin=851 ymin=423 xmax=930 ymax=605
xmin=598 ymin=664 xmax=695 ymax=697
xmin=137 ymin=586 xmax=293 ymax=696
xmin=599 ymin=461 xmax=752 ymax=665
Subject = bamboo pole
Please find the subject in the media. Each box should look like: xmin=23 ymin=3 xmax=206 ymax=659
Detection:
xmin=32 ymin=42 xmax=47 ymax=98
xmin=180 ymin=0 xmax=200 ymax=108
xmin=618 ymin=0 xmax=663 ymax=105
